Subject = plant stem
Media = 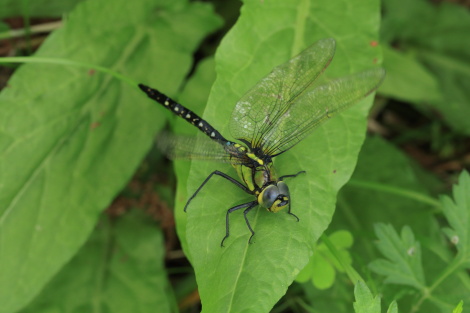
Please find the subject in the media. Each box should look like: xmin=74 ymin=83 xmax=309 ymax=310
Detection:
xmin=0 ymin=56 xmax=138 ymax=87
xmin=411 ymin=255 xmax=465 ymax=312
xmin=321 ymin=233 xmax=364 ymax=284
xmin=0 ymin=21 xmax=63 ymax=40
xmin=348 ymin=179 xmax=441 ymax=208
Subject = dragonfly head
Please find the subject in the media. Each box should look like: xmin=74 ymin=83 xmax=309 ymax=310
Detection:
xmin=258 ymin=181 xmax=290 ymax=213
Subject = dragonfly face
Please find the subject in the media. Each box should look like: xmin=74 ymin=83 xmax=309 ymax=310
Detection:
xmin=258 ymin=181 xmax=290 ymax=213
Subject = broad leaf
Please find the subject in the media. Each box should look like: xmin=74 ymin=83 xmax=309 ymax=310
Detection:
xmin=0 ymin=0 xmax=221 ymax=312
xmin=179 ymin=0 xmax=384 ymax=311
xmin=20 ymin=210 xmax=176 ymax=313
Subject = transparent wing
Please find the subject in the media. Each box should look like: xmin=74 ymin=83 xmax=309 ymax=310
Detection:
xmin=262 ymin=67 xmax=386 ymax=157
xmin=229 ymin=38 xmax=336 ymax=148
xmin=157 ymin=132 xmax=244 ymax=164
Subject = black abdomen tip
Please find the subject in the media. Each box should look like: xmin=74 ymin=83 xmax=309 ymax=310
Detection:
xmin=138 ymin=83 xmax=149 ymax=93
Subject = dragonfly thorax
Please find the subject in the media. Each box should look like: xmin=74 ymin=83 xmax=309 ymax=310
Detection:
xmin=224 ymin=141 xmax=269 ymax=168
xmin=232 ymin=140 xmax=273 ymax=168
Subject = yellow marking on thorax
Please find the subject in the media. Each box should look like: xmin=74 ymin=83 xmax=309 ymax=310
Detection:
xmin=246 ymin=153 xmax=264 ymax=165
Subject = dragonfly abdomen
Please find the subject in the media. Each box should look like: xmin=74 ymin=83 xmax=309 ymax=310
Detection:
xmin=139 ymin=84 xmax=229 ymax=144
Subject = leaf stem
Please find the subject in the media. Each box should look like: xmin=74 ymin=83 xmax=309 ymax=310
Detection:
xmin=411 ymin=255 xmax=465 ymax=312
xmin=0 ymin=21 xmax=63 ymax=40
xmin=321 ymin=233 xmax=364 ymax=284
xmin=0 ymin=56 xmax=138 ymax=88
xmin=348 ymin=179 xmax=441 ymax=208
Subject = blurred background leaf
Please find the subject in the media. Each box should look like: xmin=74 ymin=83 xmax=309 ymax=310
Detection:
xmin=20 ymin=210 xmax=177 ymax=313
xmin=381 ymin=0 xmax=470 ymax=135
xmin=0 ymin=0 xmax=221 ymax=312
xmin=0 ymin=0 xmax=84 ymax=18
xmin=0 ymin=0 xmax=469 ymax=312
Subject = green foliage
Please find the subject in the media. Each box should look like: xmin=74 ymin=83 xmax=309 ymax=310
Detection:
xmin=0 ymin=0 xmax=83 ymax=18
xmin=336 ymin=137 xmax=469 ymax=312
xmin=440 ymin=171 xmax=470 ymax=266
xmin=0 ymin=0 xmax=468 ymax=312
xmin=453 ymin=301 xmax=464 ymax=313
xmin=379 ymin=45 xmax=441 ymax=103
xmin=368 ymin=171 xmax=470 ymax=312
xmin=180 ymin=0 xmax=383 ymax=311
xmin=369 ymin=224 xmax=426 ymax=289
xmin=354 ymin=281 xmax=398 ymax=313
xmin=20 ymin=210 xmax=177 ymax=313
xmin=381 ymin=0 xmax=470 ymax=135
xmin=296 ymin=230 xmax=354 ymax=290
xmin=0 ymin=0 xmax=220 ymax=312
xmin=173 ymin=57 xmax=218 ymax=258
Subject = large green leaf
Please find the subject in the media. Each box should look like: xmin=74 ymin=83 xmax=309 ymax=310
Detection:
xmin=20 ymin=210 xmax=176 ymax=313
xmin=0 ymin=0 xmax=221 ymax=312
xmin=0 ymin=0 xmax=83 ymax=18
xmin=176 ymin=0 xmax=384 ymax=311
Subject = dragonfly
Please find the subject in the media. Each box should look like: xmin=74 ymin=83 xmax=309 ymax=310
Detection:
xmin=139 ymin=38 xmax=385 ymax=246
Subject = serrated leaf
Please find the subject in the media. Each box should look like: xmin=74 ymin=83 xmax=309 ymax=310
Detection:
xmin=338 ymin=136 xmax=439 ymax=266
xmin=440 ymin=171 xmax=470 ymax=266
xmin=177 ymin=0 xmax=384 ymax=311
xmin=353 ymin=281 xmax=381 ymax=313
xmin=20 ymin=210 xmax=176 ymax=313
xmin=387 ymin=301 xmax=398 ymax=313
xmin=0 ymin=0 xmax=221 ymax=312
xmin=453 ymin=300 xmax=464 ymax=313
xmin=369 ymin=224 xmax=426 ymax=290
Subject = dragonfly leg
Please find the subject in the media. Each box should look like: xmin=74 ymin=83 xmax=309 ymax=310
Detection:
xmin=287 ymin=203 xmax=300 ymax=222
xmin=279 ymin=171 xmax=304 ymax=221
xmin=221 ymin=201 xmax=258 ymax=247
xmin=279 ymin=171 xmax=306 ymax=181
xmin=244 ymin=204 xmax=258 ymax=244
xmin=184 ymin=170 xmax=252 ymax=212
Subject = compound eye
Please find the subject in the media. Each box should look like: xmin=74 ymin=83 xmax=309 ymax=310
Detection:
xmin=277 ymin=181 xmax=290 ymax=196
xmin=261 ymin=185 xmax=279 ymax=208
